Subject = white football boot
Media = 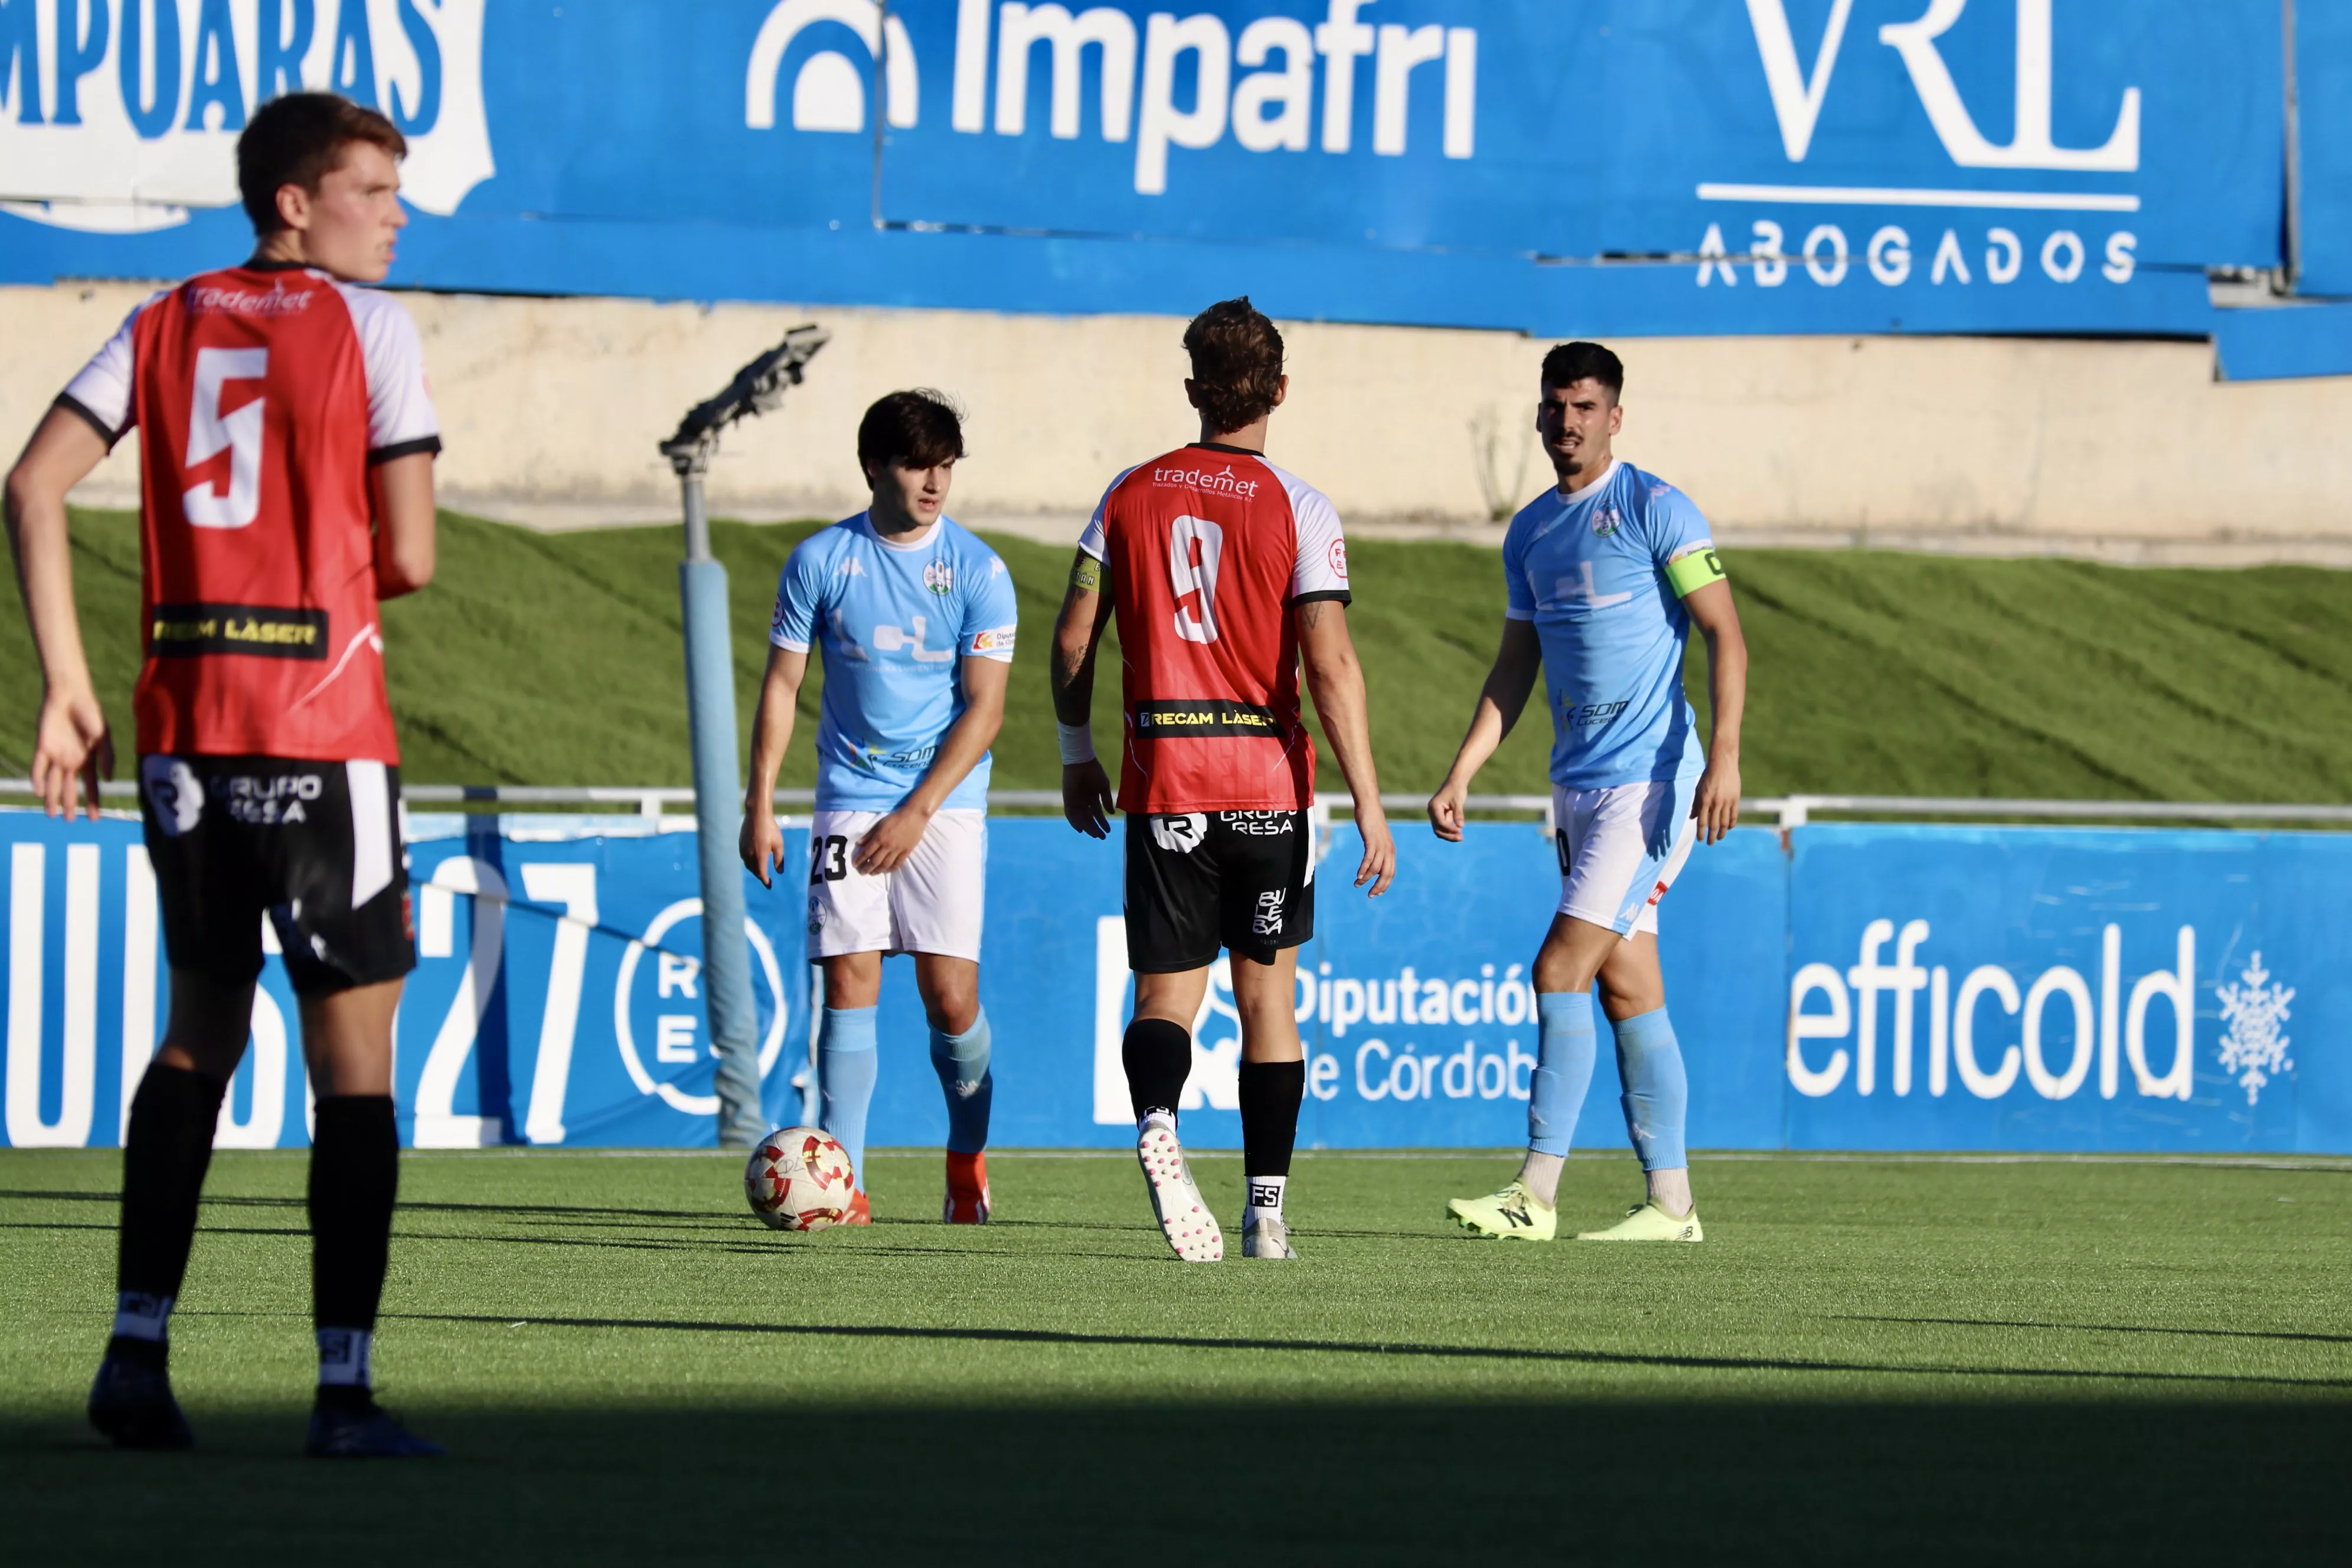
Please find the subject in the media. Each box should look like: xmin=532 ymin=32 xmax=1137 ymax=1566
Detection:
xmin=1240 ymin=1213 xmax=1299 ymax=1259
xmin=1136 ymin=1116 xmax=1223 ymax=1262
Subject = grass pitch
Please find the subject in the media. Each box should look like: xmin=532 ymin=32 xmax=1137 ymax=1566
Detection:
xmin=4 ymin=1148 xmax=2348 ymax=1562
xmin=8 ymin=508 xmax=2352 ymax=802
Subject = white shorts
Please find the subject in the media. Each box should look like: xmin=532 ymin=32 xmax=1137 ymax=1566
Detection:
xmin=1552 ymin=776 xmax=1699 ymax=937
xmin=805 ymin=808 xmax=987 ymax=961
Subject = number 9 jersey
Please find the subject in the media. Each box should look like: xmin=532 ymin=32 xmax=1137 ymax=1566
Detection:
xmin=57 ymin=263 xmax=442 ymax=764
xmin=1079 ymin=442 xmax=1351 ymax=814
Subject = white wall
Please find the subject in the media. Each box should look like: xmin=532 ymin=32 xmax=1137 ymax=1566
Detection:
xmin=11 ymin=282 xmax=2351 ymax=560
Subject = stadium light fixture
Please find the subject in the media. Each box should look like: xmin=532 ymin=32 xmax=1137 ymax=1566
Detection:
xmin=659 ymin=325 xmax=831 ymax=1148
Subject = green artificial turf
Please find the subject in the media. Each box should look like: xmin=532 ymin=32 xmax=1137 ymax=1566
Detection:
xmin=3 ymin=1148 xmax=2348 ymax=1562
xmin=6 ymin=508 xmax=2352 ymax=801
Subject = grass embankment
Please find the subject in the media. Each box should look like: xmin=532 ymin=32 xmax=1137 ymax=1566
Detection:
xmin=7 ymin=508 xmax=2352 ymax=800
xmin=3 ymin=1150 xmax=2348 ymax=1560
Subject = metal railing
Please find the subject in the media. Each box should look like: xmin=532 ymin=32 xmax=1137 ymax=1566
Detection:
xmin=9 ymin=780 xmax=2352 ymax=831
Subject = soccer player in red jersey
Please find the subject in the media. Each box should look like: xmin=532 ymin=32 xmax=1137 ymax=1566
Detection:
xmin=1050 ymin=298 xmax=1395 ymax=1262
xmin=5 ymin=95 xmax=444 ymax=1456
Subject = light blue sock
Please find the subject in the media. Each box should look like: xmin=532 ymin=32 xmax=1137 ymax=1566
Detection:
xmin=929 ymin=1008 xmax=994 ymax=1156
xmin=818 ymin=1006 xmax=880 ymax=1187
xmin=1613 ymin=1007 xmax=1689 ymax=1171
xmin=1528 ymin=991 xmax=1598 ymax=1157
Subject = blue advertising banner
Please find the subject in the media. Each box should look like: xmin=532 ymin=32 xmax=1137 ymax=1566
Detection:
xmin=2293 ymin=0 xmax=2352 ymax=296
xmin=1 ymin=812 xmax=812 ymax=1151
xmin=2212 ymin=300 xmax=2352 ymax=381
xmin=0 ymin=1 xmax=2282 ymax=338
xmin=9 ymin=808 xmax=2344 ymax=1154
xmin=1783 ymin=825 xmax=2350 ymax=1154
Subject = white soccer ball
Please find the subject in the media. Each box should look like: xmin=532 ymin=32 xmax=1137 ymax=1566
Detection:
xmin=744 ymin=1126 xmax=858 ymax=1231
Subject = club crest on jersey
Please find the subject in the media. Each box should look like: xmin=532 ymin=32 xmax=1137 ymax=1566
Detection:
xmin=1592 ymin=502 xmax=1624 ymax=537
xmin=923 ymin=561 xmax=954 ymax=594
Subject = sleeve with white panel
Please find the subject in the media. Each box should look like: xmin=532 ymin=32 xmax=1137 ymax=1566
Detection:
xmin=336 ymin=284 xmax=443 ymax=464
xmin=1075 ymin=465 xmax=1141 ymax=563
xmin=55 ymin=295 xmax=164 ymax=448
xmin=1272 ymin=463 xmax=1351 ymax=606
xmin=1061 ymin=469 xmax=1137 ymax=766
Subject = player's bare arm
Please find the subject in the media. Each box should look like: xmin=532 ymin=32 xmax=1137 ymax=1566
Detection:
xmin=739 ymin=643 xmax=811 ymax=884
xmin=854 ymin=653 xmax=1009 ymax=876
xmin=1427 ymin=618 xmax=1543 ymax=844
xmin=370 ymin=450 xmax=437 ymax=597
xmin=4 ymin=405 xmax=115 ymax=819
xmin=1683 ymin=578 xmax=1746 ymax=845
xmin=1295 ymin=597 xmax=1395 ymax=896
xmin=1048 ymin=549 xmax=1116 ymax=839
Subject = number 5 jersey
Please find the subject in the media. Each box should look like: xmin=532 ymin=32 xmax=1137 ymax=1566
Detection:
xmin=1079 ymin=443 xmax=1351 ymax=814
xmin=57 ymin=263 xmax=442 ymax=764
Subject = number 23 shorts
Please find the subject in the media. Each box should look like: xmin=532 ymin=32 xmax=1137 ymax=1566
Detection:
xmin=805 ymin=808 xmax=988 ymax=961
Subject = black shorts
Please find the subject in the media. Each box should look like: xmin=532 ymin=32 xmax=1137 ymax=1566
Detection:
xmin=1124 ymin=809 xmax=1315 ymax=973
xmin=138 ymin=754 xmax=414 ymax=996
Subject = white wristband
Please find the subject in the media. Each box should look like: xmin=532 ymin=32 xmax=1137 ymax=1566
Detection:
xmin=1056 ymin=721 xmax=1096 ymax=766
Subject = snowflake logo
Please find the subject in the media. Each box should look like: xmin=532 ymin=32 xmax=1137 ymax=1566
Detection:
xmin=2215 ymin=952 xmax=2294 ymax=1106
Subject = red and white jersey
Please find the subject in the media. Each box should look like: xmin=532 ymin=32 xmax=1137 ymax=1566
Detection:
xmin=60 ymin=263 xmax=440 ymax=763
xmin=1079 ymin=442 xmax=1351 ymax=813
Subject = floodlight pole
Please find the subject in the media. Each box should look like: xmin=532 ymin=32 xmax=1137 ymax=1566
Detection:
xmin=659 ymin=326 xmax=830 ymax=1149
xmin=668 ymin=447 xmax=765 ymax=1148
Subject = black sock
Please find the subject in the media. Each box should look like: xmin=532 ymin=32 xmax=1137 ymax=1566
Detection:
xmin=309 ymin=1096 xmax=399 ymax=1340
xmin=1239 ymin=1059 xmax=1305 ymax=1181
xmin=110 ymin=1066 xmax=230 ymax=1366
xmin=1122 ymin=1017 xmax=1194 ymax=1122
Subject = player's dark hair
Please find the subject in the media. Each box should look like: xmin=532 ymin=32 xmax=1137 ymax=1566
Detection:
xmin=857 ymin=389 xmax=966 ymax=473
xmin=1540 ymin=341 xmax=1625 ymax=401
xmin=1183 ymin=297 xmax=1286 ymax=436
xmin=237 ymin=93 xmax=407 ymax=236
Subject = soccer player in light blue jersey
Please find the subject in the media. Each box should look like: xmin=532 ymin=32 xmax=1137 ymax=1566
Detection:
xmin=1429 ymin=342 xmax=1748 ymax=1243
xmin=740 ymin=391 xmax=1018 ymax=1226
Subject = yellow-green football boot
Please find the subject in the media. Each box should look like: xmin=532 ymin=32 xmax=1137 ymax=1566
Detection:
xmin=1446 ymin=1178 xmax=1556 ymax=1241
xmin=1574 ymin=1202 xmax=1703 ymax=1242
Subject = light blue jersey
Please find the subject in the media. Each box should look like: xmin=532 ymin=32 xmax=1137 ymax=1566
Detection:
xmin=1502 ymin=460 xmax=1726 ymax=790
xmin=770 ymin=513 xmax=1020 ymax=812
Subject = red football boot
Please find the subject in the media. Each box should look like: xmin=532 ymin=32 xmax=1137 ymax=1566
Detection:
xmin=840 ymin=1190 xmax=871 ymax=1226
xmin=943 ymin=1151 xmax=991 ymax=1224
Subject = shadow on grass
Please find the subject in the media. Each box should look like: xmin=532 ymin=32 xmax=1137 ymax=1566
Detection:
xmin=1836 ymin=1314 xmax=2352 ymax=1347
xmin=0 ymin=1188 xmax=735 ymax=1223
xmin=377 ymin=1311 xmax=2351 ymax=1392
xmin=3 ymin=1399 xmax=2347 ymax=1563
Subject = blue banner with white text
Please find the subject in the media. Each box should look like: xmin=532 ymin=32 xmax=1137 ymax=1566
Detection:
xmin=0 ymin=1 xmax=2293 ymax=338
xmin=0 ymin=813 xmax=812 ymax=1151
xmin=6 ymin=809 xmax=2345 ymax=1153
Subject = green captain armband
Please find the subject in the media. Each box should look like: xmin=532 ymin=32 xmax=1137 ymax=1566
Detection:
xmin=1665 ymin=544 xmax=1727 ymax=598
xmin=1070 ymin=554 xmax=1103 ymax=593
